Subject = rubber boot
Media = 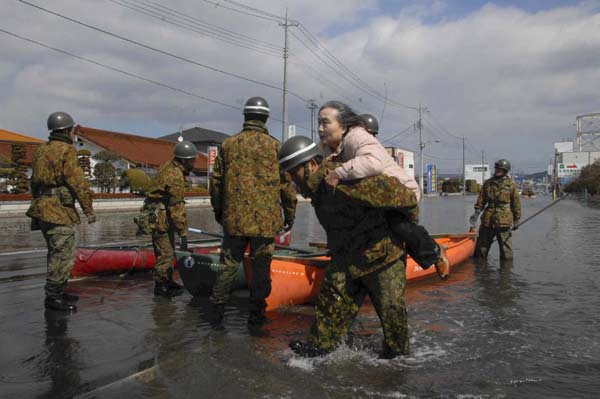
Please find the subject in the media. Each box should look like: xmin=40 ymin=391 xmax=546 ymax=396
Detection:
xmin=247 ymin=309 xmax=267 ymax=326
xmin=61 ymin=282 xmax=79 ymax=302
xmin=165 ymin=279 xmax=183 ymax=292
xmin=62 ymin=292 xmax=79 ymax=302
xmin=289 ymin=340 xmax=330 ymax=358
xmin=154 ymin=281 xmax=183 ymax=297
xmin=210 ymin=303 xmax=225 ymax=330
xmin=45 ymin=296 xmax=77 ymax=312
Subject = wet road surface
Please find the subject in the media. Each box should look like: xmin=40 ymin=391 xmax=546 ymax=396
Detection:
xmin=1 ymin=196 xmax=599 ymax=398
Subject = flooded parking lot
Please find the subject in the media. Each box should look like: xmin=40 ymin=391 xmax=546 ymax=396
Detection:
xmin=1 ymin=196 xmax=599 ymax=398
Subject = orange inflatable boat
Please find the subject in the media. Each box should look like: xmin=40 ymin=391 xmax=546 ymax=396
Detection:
xmin=243 ymin=232 xmax=476 ymax=310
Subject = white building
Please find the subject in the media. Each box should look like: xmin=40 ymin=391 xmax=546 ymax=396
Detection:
xmin=385 ymin=146 xmax=415 ymax=179
xmin=465 ymin=164 xmax=490 ymax=185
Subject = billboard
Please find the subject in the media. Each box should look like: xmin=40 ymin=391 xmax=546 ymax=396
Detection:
xmin=426 ymin=164 xmax=437 ymax=194
xmin=557 ymin=162 xmax=586 ymax=178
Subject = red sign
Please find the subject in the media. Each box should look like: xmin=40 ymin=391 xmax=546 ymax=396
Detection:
xmin=397 ymin=151 xmax=404 ymax=169
xmin=208 ymin=148 xmax=217 ymax=166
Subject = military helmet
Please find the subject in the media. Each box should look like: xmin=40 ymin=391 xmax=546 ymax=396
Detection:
xmin=243 ymin=96 xmax=270 ymax=117
xmin=47 ymin=111 xmax=75 ymax=131
xmin=494 ymin=159 xmax=511 ymax=172
xmin=174 ymin=140 xmax=198 ymax=159
xmin=279 ymin=136 xmax=321 ymax=172
xmin=360 ymin=113 xmax=379 ymax=135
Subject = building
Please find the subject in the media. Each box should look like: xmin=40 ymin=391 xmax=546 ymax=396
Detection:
xmin=551 ymin=140 xmax=600 ymax=185
xmin=0 ymin=129 xmax=44 ymax=192
xmin=161 ymin=126 xmax=229 ymax=154
xmin=0 ymin=129 xmax=44 ymax=169
xmin=465 ymin=164 xmax=490 ymax=185
xmin=75 ymin=126 xmax=208 ymax=175
xmin=385 ymin=146 xmax=416 ymax=179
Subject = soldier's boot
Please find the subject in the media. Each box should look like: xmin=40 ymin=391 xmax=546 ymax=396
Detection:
xmin=62 ymin=282 xmax=79 ymax=302
xmin=247 ymin=309 xmax=267 ymax=326
xmin=45 ymin=296 xmax=77 ymax=312
xmin=45 ymin=282 xmax=77 ymax=312
xmin=165 ymin=279 xmax=183 ymax=292
xmin=62 ymin=292 xmax=79 ymax=302
xmin=154 ymin=281 xmax=183 ymax=297
xmin=248 ymin=299 xmax=268 ymax=326
xmin=434 ymin=244 xmax=450 ymax=280
xmin=209 ymin=303 xmax=226 ymax=330
xmin=289 ymin=340 xmax=330 ymax=358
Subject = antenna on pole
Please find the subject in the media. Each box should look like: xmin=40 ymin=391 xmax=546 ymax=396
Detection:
xmin=280 ymin=8 xmax=298 ymax=141
xmin=307 ymin=99 xmax=318 ymax=142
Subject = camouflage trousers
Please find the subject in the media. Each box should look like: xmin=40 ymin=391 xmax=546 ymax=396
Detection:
xmin=210 ymin=234 xmax=275 ymax=311
xmin=40 ymin=222 xmax=77 ymax=298
xmin=474 ymin=226 xmax=513 ymax=260
xmin=152 ymin=230 xmax=175 ymax=282
xmin=308 ymin=257 xmax=409 ymax=356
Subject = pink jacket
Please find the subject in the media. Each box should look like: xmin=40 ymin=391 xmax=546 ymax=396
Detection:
xmin=323 ymin=126 xmax=421 ymax=200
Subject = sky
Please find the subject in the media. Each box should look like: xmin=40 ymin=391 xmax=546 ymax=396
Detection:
xmin=1 ymin=0 xmax=600 ymax=174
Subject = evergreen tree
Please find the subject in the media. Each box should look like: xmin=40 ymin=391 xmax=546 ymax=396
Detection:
xmin=10 ymin=144 xmax=29 ymax=194
xmin=92 ymin=150 xmax=120 ymax=193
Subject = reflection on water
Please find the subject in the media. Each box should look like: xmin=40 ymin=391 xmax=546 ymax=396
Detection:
xmin=1 ymin=197 xmax=600 ymax=398
xmin=38 ymin=311 xmax=83 ymax=399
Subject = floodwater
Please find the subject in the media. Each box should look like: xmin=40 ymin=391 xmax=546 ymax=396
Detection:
xmin=0 ymin=195 xmax=599 ymax=398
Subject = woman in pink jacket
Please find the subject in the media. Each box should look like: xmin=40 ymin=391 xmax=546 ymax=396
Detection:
xmin=318 ymin=100 xmax=449 ymax=279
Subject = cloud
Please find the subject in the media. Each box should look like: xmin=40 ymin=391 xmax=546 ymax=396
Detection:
xmin=1 ymin=0 xmax=599 ymax=172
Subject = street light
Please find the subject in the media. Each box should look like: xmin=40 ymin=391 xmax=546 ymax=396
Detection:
xmin=419 ymin=138 xmax=441 ymax=198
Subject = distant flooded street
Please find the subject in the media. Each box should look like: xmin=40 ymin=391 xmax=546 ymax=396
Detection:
xmin=1 ymin=195 xmax=599 ymax=398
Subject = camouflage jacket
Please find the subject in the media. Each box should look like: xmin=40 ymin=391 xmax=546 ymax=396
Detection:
xmin=146 ymin=160 xmax=188 ymax=236
xmin=209 ymin=120 xmax=297 ymax=237
xmin=27 ymin=137 xmax=94 ymax=225
xmin=475 ymin=176 xmax=522 ymax=228
xmin=305 ymin=161 xmax=418 ymax=279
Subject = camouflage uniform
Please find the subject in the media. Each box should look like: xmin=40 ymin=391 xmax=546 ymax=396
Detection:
xmin=27 ymin=136 xmax=94 ymax=299
xmin=209 ymin=120 xmax=297 ymax=313
xmin=303 ymin=161 xmax=417 ymax=356
xmin=474 ymin=175 xmax=522 ymax=260
xmin=146 ymin=160 xmax=188 ymax=282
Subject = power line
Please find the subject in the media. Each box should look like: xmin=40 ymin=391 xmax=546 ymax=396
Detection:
xmin=0 ymin=27 xmax=311 ymax=132
xmin=16 ymin=0 xmax=308 ymax=102
xmin=107 ymin=0 xmax=283 ymax=56
xmin=195 ymin=0 xmax=417 ymax=111
xmin=425 ymin=111 xmax=463 ymax=140
xmin=197 ymin=0 xmax=281 ymax=22
xmin=380 ymin=125 xmax=415 ymax=144
xmin=0 ymin=27 xmax=240 ymax=110
xmin=221 ymin=0 xmax=285 ymax=21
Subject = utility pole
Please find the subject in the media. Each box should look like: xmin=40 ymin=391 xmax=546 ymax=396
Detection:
xmin=552 ymin=148 xmax=559 ymax=200
xmin=280 ymin=9 xmax=298 ymax=141
xmin=462 ymin=136 xmax=466 ymax=195
xmin=418 ymin=104 xmax=428 ymax=198
xmin=481 ymin=150 xmax=485 ymax=187
xmin=307 ymin=99 xmax=318 ymax=142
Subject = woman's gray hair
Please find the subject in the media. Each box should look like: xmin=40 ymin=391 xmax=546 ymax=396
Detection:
xmin=319 ymin=101 xmax=366 ymax=131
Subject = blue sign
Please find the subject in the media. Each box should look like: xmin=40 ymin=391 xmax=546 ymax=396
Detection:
xmin=426 ymin=164 xmax=437 ymax=193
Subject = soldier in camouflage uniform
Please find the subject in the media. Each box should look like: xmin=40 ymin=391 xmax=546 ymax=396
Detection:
xmin=145 ymin=140 xmax=198 ymax=296
xmin=209 ymin=96 xmax=297 ymax=326
xmin=279 ymin=136 xmax=418 ymax=359
xmin=27 ymin=112 xmax=96 ymax=312
xmin=470 ymin=159 xmax=522 ymax=260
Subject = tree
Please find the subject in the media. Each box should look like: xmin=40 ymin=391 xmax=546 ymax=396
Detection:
xmin=77 ymin=149 xmax=92 ymax=179
xmin=92 ymin=150 xmax=120 ymax=193
xmin=120 ymin=168 xmax=152 ymax=194
xmin=92 ymin=150 xmax=121 ymax=163
xmin=94 ymin=162 xmax=117 ymax=193
xmin=565 ymin=160 xmax=600 ymax=196
xmin=10 ymin=144 xmax=29 ymax=194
